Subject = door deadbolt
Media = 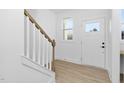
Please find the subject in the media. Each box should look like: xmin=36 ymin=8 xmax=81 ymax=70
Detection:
xmin=101 ymin=46 xmax=105 ymax=48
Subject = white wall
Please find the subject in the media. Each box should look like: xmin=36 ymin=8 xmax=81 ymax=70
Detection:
xmin=111 ymin=10 xmax=120 ymax=83
xmin=0 ymin=9 xmax=55 ymax=82
xmin=55 ymin=10 xmax=112 ymax=69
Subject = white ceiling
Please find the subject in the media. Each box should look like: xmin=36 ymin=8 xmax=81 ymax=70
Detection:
xmin=50 ymin=9 xmax=111 ymax=14
xmin=50 ymin=9 xmax=77 ymax=13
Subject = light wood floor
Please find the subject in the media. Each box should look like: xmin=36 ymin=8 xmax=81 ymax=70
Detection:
xmin=54 ymin=60 xmax=111 ymax=83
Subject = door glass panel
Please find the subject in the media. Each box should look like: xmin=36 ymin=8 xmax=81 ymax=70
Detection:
xmin=85 ymin=22 xmax=100 ymax=32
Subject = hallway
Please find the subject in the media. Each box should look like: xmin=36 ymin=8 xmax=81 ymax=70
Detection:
xmin=54 ymin=60 xmax=111 ymax=83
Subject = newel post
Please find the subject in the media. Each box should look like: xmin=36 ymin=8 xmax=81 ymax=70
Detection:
xmin=52 ymin=39 xmax=56 ymax=71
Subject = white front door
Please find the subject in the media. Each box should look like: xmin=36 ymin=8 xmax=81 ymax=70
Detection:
xmin=82 ymin=18 xmax=105 ymax=68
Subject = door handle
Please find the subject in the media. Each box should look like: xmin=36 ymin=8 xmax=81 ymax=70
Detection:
xmin=102 ymin=42 xmax=105 ymax=45
xmin=101 ymin=46 xmax=105 ymax=48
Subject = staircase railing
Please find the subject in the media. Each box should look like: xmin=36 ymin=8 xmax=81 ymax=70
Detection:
xmin=24 ymin=9 xmax=55 ymax=71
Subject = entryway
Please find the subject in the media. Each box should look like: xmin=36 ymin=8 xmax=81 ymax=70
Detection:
xmin=82 ymin=18 xmax=105 ymax=68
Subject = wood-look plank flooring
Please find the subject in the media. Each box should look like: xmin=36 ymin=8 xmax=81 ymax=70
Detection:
xmin=54 ymin=60 xmax=111 ymax=83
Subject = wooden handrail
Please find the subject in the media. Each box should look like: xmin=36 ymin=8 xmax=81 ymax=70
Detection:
xmin=24 ymin=9 xmax=56 ymax=71
xmin=24 ymin=9 xmax=53 ymax=44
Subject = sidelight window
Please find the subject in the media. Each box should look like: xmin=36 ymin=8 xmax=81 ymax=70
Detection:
xmin=63 ymin=17 xmax=73 ymax=40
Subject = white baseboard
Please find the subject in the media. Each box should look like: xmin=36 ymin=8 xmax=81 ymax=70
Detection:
xmin=56 ymin=57 xmax=81 ymax=64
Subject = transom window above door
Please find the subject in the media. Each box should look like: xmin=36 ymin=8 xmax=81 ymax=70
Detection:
xmin=85 ymin=22 xmax=100 ymax=32
xmin=63 ymin=17 xmax=73 ymax=40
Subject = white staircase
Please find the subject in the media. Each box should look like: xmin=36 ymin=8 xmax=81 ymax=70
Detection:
xmin=23 ymin=10 xmax=56 ymax=82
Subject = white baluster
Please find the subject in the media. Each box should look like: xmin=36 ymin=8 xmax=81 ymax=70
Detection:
xmin=48 ymin=42 xmax=52 ymax=70
xmin=39 ymin=32 xmax=44 ymax=66
xmin=24 ymin=16 xmax=27 ymax=56
xmin=46 ymin=41 xmax=49 ymax=69
xmin=35 ymin=28 xmax=39 ymax=63
xmin=42 ymin=35 xmax=45 ymax=67
xmin=29 ymin=21 xmax=33 ymax=59
xmin=40 ymin=34 xmax=43 ymax=66
xmin=26 ymin=17 xmax=30 ymax=58
xmin=38 ymin=30 xmax=41 ymax=65
xmin=50 ymin=44 xmax=53 ymax=70
xmin=47 ymin=42 xmax=50 ymax=69
xmin=32 ymin=23 xmax=36 ymax=61
xmin=44 ymin=39 xmax=47 ymax=68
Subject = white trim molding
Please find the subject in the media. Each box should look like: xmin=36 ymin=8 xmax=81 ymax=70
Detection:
xmin=21 ymin=56 xmax=55 ymax=83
